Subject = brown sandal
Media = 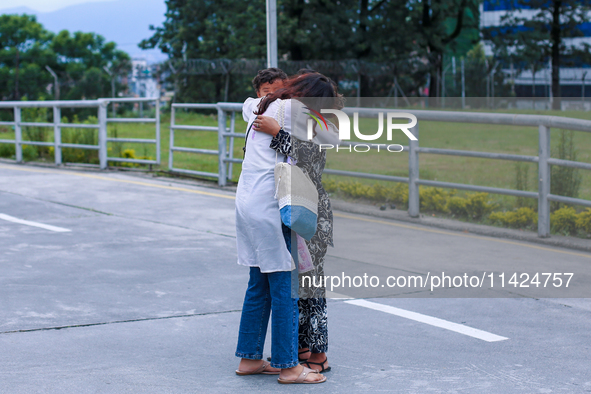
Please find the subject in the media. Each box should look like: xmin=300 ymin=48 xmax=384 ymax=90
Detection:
xmin=236 ymin=361 xmax=280 ymax=375
xmin=277 ymin=366 xmax=326 ymax=384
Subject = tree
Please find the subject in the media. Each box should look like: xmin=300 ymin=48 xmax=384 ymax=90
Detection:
xmin=484 ymin=0 xmax=591 ymax=109
xmin=407 ymin=0 xmax=481 ymax=98
xmin=0 ymin=14 xmax=47 ymax=100
xmin=50 ymin=30 xmax=131 ymax=100
xmin=0 ymin=13 xmax=131 ymax=101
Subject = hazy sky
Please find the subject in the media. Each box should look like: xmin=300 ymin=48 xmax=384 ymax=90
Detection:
xmin=0 ymin=0 xmax=116 ymax=13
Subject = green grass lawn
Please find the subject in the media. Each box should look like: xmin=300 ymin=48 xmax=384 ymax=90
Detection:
xmin=1 ymin=107 xmax=590 ymax=205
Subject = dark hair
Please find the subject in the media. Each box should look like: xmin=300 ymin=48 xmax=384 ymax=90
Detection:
xmin=255 ymin=73 xmax=340 ymax=115
xmin=252 ymin=68 xmax=288 ymax=92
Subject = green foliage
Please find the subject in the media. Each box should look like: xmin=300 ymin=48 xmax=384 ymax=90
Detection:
xmin=21 ymin=106 xmax=51 ymax=158
xmin=551 ymin=130 xmax=582 ymax=211
xmin=464 ymin=192 xmax=496 ymax=220
xmin=0 ymin=143 xmax=15 ymax=158
xmin=60 ymin=115 xmax=99 ymax=164
xmin=575 ymin=209 xmax=591 ymax=235
xmin=21 ymin=144 xmax=37 ymax=160
xmin=0 ymin=14 xmax=130 ymax=101
xmin=489 ymin=207 xmax=537 ymax=229
xmin=0 ymin=14 xmax=48 ymax=100
xmin=514 ymin=162 xmax=534 ymax=208
xmin=550 ymin=207 xmax=578 ymax=235
xmin=141 ymin=0 xmax=481 ymax=101
xmin=446 ymin=196 xmax=468 ymax=217
xmin=420 ymin=187 xmax=453 ymax=212
xmin=321 ymin=180 xmax=409 ymax=205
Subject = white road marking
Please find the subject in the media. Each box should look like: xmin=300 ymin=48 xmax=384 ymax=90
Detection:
xmin=0 ymin=213 xmax=71 ymax=233
xmin=345 ymin=299 xmax=509 ymax=342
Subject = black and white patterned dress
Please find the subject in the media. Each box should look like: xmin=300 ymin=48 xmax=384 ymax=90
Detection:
xmin=270 ymin=129 xmax=330 ymax=353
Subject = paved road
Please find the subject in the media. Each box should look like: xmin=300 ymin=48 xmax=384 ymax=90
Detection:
xmin=1 ymin=162 xmax=590 ymax=393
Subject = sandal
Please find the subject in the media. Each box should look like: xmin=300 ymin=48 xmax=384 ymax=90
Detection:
xmin=298 ymin=348 xmax=311 ymax=362
xmin=277 ymin=366 xmax=326 ymax=384
xmin=236 ymin=361 xmax=280 ymax=376
xmin=302 ymin=357 xmax=331 ymax=373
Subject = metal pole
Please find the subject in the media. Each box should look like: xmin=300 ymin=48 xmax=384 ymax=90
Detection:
xmin=451 ymin=56 xmax=457 ymax=90
xmin=227 ymin=111 xmax=236 ymax=181
xmin=155 ymin=99 xmax=161 ymax=165
xmin=98 ymin=102 xmax=108 ymax=169
xmin=394 ymin=76 xmax=398 ymax=108
xmin=14 ymin=106 xmax=22 ymax=163
xmin=442 ymin=65 xmax=446 ymax=108
xmin=266 ymin=0 xmax=278 ymax=68
xmin=45 ymin=66 xmax=59 ymax=100
xmin=538 ymin=125 xmax=551 ymax=237
xmin=103 ymin=66 xmax=116 ymax=117
xmin=491 ymin=67 xmax=495 ymax=108
xmin=582 ymin=71 xmax=587 ymax=103
xmin=217 ymin=106 xmax=227 ymax=186
xmin=169 ymin=106 xmax=175 ymax=171
xmin=357 ymin=73 xmax=361 ymax=107
xmin=53 ymin=106 xmax=62 ymax=165
xmin=461 ymin=58 xmax=465 ymax=109
xmin=408 ymin=123 xmax=420 ymax=218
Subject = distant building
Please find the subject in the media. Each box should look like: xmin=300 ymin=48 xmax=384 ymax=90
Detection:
xmin=480 ymin=0 xmax=591 ymax=98
xmin=129 ymin=59 xmax=160 ymax=99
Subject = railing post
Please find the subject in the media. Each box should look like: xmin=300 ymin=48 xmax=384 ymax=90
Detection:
xmin=408 ymin=124 xmax=420 ymax=217
xmin=53 ymin=106 xmax=62 ymax=165
xmin=217 ymin=105 xmax=227 ymax=186
xmin=169 ymin=105 xmax=175 ymax=171
xmin=155 ymin=99 xmax=161 ymax=165
xmin=227 ymin=111 xmax=236 ymax=181
xmin=14 ymin=106 xmax=22 ymax=163
xmin=98 ymin=101 xmax=108 ymax=170
xmin=538 ymin=124 xmax=551 ymax=237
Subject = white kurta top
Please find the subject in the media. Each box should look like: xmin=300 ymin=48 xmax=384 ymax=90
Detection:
xmin=235 ymin=97 xmax=292 ymax=273
xmin=235 ymin=97 xmax=341 ymax=273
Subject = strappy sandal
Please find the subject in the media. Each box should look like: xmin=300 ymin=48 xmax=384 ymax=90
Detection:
xmin=302 ymin=357 xmax=331 ymax=373
xmin=235 ymin=361 xmax=280 ymax=375
xmin=277 ymin=366 xmax=326 ymax=384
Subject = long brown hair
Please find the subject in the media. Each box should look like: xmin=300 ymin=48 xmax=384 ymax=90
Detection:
xmin=255 ymin=73 xmax=340 ymax=115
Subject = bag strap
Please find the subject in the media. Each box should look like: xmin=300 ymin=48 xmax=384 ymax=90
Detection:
xmin=242 ymin=121 xmax=254 ymax=158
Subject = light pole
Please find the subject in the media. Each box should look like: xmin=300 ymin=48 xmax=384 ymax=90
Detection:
xmin=103 ymin=66 xmax=116 ymax=117
xmin=266 ymin=0 xmax=278 ymax=68
xmin=45 ymin=65 xmax=59 ymax=100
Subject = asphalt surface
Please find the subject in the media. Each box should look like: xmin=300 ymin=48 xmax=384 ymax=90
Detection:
xmin=1 ymin=162 xmax=590 ymax=393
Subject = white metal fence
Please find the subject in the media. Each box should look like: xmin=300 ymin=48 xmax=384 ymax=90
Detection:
xmin=0 ymin=97 xmax=160 ymax=169
xmin=168 ymin=102 xmax=591 ymax=238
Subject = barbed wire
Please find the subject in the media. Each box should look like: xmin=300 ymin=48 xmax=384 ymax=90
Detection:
xmin=182 ymin=58 xmax=429 ymax=77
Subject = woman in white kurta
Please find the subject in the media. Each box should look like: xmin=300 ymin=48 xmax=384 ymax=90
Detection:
xmin=234 ymin=72 xmax=339 ymax=384
xmin=235 ymin=96 xmax=291 ymax=273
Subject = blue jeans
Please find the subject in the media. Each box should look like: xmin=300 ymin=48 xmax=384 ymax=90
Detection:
xmin=235 ymin=267 xmax=299 ymax=368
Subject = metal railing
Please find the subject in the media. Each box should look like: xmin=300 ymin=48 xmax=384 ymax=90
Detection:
xmin=0 ymin=97 xmax=160 ymax=169
xmin=169 ymin=102 xmax=242 ymax=181
xmin=169 ymin=102 xmax=591 ymax=238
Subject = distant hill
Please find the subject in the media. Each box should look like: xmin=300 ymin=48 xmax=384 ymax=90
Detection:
xmin=0 ymin=0 xmax=168 ymax=63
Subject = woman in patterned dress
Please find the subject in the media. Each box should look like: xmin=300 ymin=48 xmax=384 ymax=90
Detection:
xmin=253 ymin=72 xmax=342 ymax=373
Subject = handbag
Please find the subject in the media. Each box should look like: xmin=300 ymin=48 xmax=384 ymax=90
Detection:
xmin=274 ymin=100 xmax=319 ymax=241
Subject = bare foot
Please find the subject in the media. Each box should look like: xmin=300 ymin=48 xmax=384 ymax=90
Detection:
xmin=237 ymin=358 xmax=280 ymax=374
xmin=279 ymin=364 xmax=325 ymax=382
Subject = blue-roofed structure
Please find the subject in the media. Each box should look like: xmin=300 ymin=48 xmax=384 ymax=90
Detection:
xmin=481 ymin=0 xmax=591 ymax=98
